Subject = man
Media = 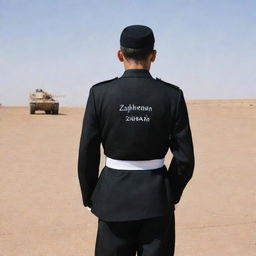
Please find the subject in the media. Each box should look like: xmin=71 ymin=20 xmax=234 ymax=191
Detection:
xmin=78 ymin=24 xmax=195 ymax=256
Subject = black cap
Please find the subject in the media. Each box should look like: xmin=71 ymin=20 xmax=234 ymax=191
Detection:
xmin=120 ymin=25 xmax=155 ymax=49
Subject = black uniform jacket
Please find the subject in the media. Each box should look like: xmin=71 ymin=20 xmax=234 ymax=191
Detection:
xmin=78 ymin=69 xmax=195 ymax=221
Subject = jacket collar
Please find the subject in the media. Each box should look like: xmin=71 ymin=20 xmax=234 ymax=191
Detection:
xmin=120 ymin=68 xmax=153 ymax=78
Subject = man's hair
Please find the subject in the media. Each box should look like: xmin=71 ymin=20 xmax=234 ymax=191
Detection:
xmin=120 ymin=45 xmax=154 ymax=62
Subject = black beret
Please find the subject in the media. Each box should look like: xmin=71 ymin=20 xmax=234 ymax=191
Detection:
xmin=120 ymin=25 xmax=155 ymax=49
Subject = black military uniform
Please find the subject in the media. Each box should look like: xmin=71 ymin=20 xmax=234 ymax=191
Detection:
xmin=78 ymin=25 xmax=195 ymax=256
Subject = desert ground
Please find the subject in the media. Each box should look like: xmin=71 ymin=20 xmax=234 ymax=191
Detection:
xmin=0 ymin=100 xmax=255 ymax=256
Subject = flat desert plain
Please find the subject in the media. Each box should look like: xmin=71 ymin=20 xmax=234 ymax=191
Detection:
xmin=0 ymin=100 xmax=255 ymax=256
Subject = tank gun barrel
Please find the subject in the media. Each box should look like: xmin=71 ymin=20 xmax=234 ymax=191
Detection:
xmin=51 ymin=95 xmax=65 ymax=97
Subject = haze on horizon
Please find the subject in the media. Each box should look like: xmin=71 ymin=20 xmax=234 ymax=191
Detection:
xmin=0 ymin=0 xmax=255 ymax=107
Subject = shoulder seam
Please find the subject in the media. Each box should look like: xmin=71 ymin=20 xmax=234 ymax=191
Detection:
xmin=92 ymin=77 xmax=118 ymax=87
xmin=155 ymin=77 xmax=180 ymax=90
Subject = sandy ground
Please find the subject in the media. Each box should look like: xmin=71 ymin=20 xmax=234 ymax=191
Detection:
xmin=0 ymin=100 xmax=255 ymax=256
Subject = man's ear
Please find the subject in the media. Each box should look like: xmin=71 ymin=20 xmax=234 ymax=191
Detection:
xmin=151 ymin=50 xmax=157 ymax=62
xmin=117 ymin=50 xmax=124 ymax=62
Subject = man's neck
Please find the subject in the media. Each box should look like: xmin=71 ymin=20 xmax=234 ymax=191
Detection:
xmin=123 ymin=61 xmax=151 ymax=71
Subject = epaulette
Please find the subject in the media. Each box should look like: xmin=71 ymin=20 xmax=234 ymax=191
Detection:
xmin=92 ymin=77 xmax=118 ymax=87
xmin=155 ymin=77 xmax=180 ymax=90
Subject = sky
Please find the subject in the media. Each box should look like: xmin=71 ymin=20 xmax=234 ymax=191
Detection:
xmin=0 ymin=0 xmax=255 ymax=107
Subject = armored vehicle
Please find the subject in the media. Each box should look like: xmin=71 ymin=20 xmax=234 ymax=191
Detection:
xmin=29 ymin=89 xmax=60 ymax=114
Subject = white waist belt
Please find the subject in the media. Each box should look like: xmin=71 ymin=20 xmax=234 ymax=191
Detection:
xmin=105 ymin=156 xmax=165 ymax=170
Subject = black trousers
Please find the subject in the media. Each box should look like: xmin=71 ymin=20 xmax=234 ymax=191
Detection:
xmin=94 ymin=211 xmax=175 ymax=256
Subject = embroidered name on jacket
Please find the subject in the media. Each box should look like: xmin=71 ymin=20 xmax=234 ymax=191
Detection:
xmin=119 ymin=103 xmax=152 ymax=122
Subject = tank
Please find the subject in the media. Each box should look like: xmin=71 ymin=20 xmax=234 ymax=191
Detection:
xmin=29 ymin=89 xmax=61 ymax=115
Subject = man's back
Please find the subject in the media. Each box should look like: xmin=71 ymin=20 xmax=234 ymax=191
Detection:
xmin=79 ymin=68 xmax=194 ymax=221
xmin=92 ymin=69 xmax=182 ymax=160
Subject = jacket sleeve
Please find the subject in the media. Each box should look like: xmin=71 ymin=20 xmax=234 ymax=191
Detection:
xmin=78 ymin=87 xmax=101 ymax=208
xmin=168 ymin=89 xmax=195 ymax=204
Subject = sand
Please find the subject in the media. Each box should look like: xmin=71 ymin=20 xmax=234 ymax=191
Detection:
xmin=0 ymin=100 xmax=255 ymax=255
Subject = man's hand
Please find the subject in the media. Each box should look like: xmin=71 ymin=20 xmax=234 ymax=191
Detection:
xmin=86 ymin=206 xmax=92 ymax=211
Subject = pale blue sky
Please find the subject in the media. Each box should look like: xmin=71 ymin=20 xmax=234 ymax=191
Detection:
xmin=1 ymin=0 xmax=255 ymax=106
